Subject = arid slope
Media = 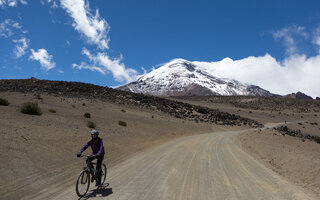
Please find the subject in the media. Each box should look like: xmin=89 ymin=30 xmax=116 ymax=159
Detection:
xmin=0 ymin=92 xmax=220 ymax=199
xmin=173 ymin=96 xmax=320 ymax=198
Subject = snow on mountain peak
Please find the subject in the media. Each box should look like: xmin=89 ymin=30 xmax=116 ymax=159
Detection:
xmin=118 ymin=58 xmax=273 ymax=97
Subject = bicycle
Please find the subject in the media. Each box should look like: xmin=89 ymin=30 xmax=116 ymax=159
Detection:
xmin=76 ymin=155 xmax=107 ymax=197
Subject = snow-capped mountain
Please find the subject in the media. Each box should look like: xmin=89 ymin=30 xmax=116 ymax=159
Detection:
xmin=117 ymin=59 xmax=274 ymax=96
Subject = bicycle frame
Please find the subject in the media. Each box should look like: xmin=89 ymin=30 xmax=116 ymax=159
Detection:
xmin=76 ymin=155 xmax=107 ymax=197
xmin=81 ymin=155 xmax=97 ymax=176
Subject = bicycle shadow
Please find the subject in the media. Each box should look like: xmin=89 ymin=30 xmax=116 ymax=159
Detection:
xmin=80 ymin=183 xmax=113 ymax=199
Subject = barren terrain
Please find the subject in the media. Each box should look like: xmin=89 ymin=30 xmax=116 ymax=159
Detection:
xmin=174 ymin=96 xmax=320 ymax=198
xmin=31 ymin=129 xmax=312 ymax=200
xmin=1 ymin=80 xmax=320 ymax=199
xmin=0 ymin=91 xmax=218 ymax=199
xmin=238 ymin=128 xmax=320 ymax=198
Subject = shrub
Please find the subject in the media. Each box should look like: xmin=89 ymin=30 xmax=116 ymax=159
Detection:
xmin=87 ymin=121 xmax=96 ymax=128
xmin=118 ymin=121 xmax=127 ymax=127
xmin=35 ymin=93 xmax=42 ymax=100
xmin=84 ymin=113 xmax=91 ymax=118
xmin=314 ymin=136 xmax=320 ymax=144
xmin=197 ymin=107 xmax=208 ymax=114
xmin=49 ymin=109 xmax=56 ymax=113
xmin=21 ymin=102 xmax=42 ymax=115
xmin=0 ymin=97 xmax=9 ymax=106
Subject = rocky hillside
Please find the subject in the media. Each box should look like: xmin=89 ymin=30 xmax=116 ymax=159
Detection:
xmin=174 ymin=96 xmax=320 ymax=113
xmin=0 ymin=78 xmax=263 ymax=127
xmin=118 ymin=59 xmax=274 ymax=97
xmin=284 ymin=92 xmax=313 ymax=100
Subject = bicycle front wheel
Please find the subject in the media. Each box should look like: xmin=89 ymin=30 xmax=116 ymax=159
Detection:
xmin=101 ymin=163 xmax=107 ymax=184
xmin=76 ymin=170 xmax=90 ymax=197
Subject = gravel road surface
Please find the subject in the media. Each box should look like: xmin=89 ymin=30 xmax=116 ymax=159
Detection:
xmin=27 ymin=129 xmax=312 ymax=200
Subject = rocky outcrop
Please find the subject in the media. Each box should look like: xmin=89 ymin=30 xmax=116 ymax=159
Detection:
xmin=0 ymin=78 xmax=263 ymax=128
xmin=274 ymin=125 xmax=320 ymax=144
xmin=284 ymin=92 xmax=313 ymax=100
xmin=174 ymin=96 xmax=320 ymax=113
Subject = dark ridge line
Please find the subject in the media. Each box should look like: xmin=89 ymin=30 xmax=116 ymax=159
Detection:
xmin=0 ymin=78 xmax=263 ymax=128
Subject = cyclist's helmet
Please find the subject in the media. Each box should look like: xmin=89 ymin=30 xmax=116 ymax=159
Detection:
xmin=90 ymin=130 xmax=99 ymax=135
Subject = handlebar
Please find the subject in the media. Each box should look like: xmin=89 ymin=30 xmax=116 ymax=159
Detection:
xmin=80 ymin=154 xmax=94 ymax=158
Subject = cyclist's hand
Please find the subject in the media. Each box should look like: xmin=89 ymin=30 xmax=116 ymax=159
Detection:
xmin=77 ymin=152 xmax=82 ymax=157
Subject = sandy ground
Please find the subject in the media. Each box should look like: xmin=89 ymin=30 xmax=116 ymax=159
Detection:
xmin=238 ymin=128 xmax=320 ymax=198
xmin=28 ymin=129 xmax=312 ymax=200
xmin=172 ymin=97 xmax=320 ymax=198
xmin=1 ymin=92 xmax=320 ymax=199
xmin=0 ymin=92 xmax=219 ymax=200
xmin=169 ymin=96 xmax=319 ymax=125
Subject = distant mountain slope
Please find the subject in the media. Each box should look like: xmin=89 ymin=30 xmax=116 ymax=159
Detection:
xmin=283 ymin=92 xmax=313 ymax=100
xmin=0 ymin=78 xmax=263 ymax=128
xmin=117 ymin=59 xmax=274 ymax=97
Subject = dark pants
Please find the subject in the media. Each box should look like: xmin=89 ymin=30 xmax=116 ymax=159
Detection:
xmin=87 ymin=155 xmax=104 ymax=182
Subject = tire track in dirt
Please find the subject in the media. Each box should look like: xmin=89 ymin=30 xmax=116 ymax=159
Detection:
xmin=30 ymin=128 xmax=313 ymax=200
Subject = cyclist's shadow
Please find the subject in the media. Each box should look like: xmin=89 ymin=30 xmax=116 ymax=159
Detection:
xmin=80 ymin=183 xmax=113 ymax=199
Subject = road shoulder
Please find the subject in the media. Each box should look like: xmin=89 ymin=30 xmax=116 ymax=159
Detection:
xmin=236 ymin=128 xmax=320 ymax=199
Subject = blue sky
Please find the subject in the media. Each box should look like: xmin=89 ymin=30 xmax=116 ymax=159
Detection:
xmin=0 ymin=0 xmax=320 ymax=97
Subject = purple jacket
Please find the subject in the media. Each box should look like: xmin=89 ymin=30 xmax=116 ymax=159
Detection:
xmin=80 ymin=137 xmax=105 ymax=156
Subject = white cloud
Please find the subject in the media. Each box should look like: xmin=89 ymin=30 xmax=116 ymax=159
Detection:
xmin=40 ymin=0 xmax=58 ymax=8
xmin=61 ymin=0 xmax=138 ymax=82
xmin=0 ymin=0 xmax=27 ymax=7
xmin=13 ymin=37 xmax=29 ymax=58
xmin=8 ymin=0 xmax=17 ymax=6
xmin=60 ymin=0 xmax=109 ymax=49
xmin=56 ymin=69 xmax=64 ymax=73
xmin=193 ymin=53 xmax=320 ymax=98
xmin=73 ymin=48 xmax=139 ymax=82
xmin=141 ymin=67 xmax=147 ymax=74
xmin=0 ymin=19 xmax=30 ymax=59
xmin=0 ymin=19 xmax=22 ymax=38
xmin=72 ymin=62 xmax=105 ymax=74
xmin=272 ymin=25 xmax=308 ymax=55
xmin=29 ymin=49 xmax=56 ymax=71
xmin=51 ymin=0 xmax=58 ymax=8
xmin=313 ymin=27 xmax=320 ymax=53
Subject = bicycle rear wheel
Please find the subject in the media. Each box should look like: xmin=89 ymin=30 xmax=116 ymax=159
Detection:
xmin=101 ymin=164 xmax=107 ymax=184
xmin=76 ymin=170 xmax=90 ymax=197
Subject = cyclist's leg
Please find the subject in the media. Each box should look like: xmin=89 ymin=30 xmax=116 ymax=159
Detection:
xmin=86 ymin=156 xmax=95 ymax=171
xmin=96 ymin=155 xmax=104 ymax=183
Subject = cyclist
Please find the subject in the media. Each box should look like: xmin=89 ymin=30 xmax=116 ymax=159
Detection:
xmin=77 ymin=130 xmax=105 ymax=187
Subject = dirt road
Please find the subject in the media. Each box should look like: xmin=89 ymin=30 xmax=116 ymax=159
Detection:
xmin=28 ymin=129 xmax=312 ymax=200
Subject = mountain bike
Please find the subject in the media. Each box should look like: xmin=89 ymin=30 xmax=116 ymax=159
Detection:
xmin=76 ymin=155 xmax=107 ymax=197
